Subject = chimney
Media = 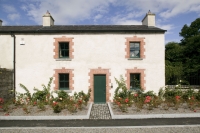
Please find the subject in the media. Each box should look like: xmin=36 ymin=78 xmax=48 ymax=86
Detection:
xmin=0 ymin=20 xmax=2 ymax=26
xmin=142 ymin=10 xmax=155 ymax=27
xmin=43 ymin=11 xmax=54 ymax=26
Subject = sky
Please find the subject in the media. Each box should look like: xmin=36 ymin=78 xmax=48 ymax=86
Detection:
xmin=0 ymin=0 xmax=200 ymax=44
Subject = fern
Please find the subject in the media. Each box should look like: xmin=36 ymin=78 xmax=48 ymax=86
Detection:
xmin=114 ymin=75 xmax=131 ymax=99
xmin=19 ymin=83 xmax=31 ymax=99
xmin=32 ymin=77 xmax=53 ymax=103
xmin=33 ymin=87 xmax=40 ymax=92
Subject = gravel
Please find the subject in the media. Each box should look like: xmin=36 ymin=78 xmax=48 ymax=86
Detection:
xmin=0 ymin=104 xmax=89 ymax=116
xmin=110 ymin=103 xmax=200 ymax=115
xmin=1 ymin=102 xmax=199 ymax=116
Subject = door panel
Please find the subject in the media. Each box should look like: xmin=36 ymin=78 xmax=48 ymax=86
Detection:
xmin=94 ymin=75 xmax=106 ymax=103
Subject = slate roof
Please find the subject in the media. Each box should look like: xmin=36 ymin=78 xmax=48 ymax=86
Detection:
xmin=0 ymin=25 xmax=166 ymax=33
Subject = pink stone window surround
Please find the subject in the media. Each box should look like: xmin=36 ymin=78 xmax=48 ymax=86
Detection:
xmin=125 ymin=36 xmax=145 ymax=59
xmin=53 ymin=36 xmax=74 ymax=59
xmin=88 ymin=67 xmax=111 ymax=102
xmin=53 ymin=67 xmax=74 ymax=91
xmin=126 ymin=67 xmax=146 ymax=90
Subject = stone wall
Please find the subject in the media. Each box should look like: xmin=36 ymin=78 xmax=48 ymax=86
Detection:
xmin=0 ymin=68 xmax=14 ymax=101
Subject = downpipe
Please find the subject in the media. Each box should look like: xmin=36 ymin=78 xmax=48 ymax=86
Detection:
xmin=11 ymin=33 xmax=16 ymax=99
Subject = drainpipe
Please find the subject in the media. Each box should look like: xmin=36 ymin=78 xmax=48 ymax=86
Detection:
xmin=11 ymin=33 xmax=16 ymax=99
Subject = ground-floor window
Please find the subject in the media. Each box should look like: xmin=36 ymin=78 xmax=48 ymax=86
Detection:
xmin=130 ymin=73 xmax=140 ymax=90
xmin=126 ymin=68 xmax=146 ymax=90
xmin=59 ymin=73 xmax=69 ymax=90
xmin=53 ymin=68 xmax=74 ymax=91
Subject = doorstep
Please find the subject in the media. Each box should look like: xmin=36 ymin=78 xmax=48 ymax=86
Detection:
xmin=0 ymin=102 xmax=93 ymax=120
xmin=107 ymin=102 xmax=200 ymax=119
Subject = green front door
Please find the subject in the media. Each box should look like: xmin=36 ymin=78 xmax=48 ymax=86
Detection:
xmin=94 ymin=75 xmax=106 ymax=103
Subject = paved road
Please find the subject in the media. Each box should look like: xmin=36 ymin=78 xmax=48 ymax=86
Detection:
xmin=1 ymin=118 xmax=200 ymax=127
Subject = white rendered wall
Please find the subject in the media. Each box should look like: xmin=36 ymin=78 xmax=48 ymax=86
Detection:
xmin=0 ymin=35 xmax=13 ymax=69
xmin=2 ymin=33 xmax=165 ymax=100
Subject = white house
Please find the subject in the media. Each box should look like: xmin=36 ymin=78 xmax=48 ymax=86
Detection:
xmin=0 ymin=11 xmax=166 ymax=103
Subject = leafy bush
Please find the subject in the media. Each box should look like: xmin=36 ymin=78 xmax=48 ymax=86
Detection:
xmin=113 ymin=78 xmax=200 ymax=112
xmin=182 ymin=89 xmax=195 ymax=101
xmin=113 ymin=76 xmax=133 ymax=112
xmin=52 ymin=101 xmax=62 ymax=113
xmin=32 ymin=77 xmax=53 ymax=104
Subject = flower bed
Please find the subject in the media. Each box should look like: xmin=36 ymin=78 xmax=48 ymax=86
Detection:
xmin=0 ymin=77 xmax=91 ymax=116
xmin=112 ymin=76 xmax=200 ymax=114
xmin=0 ymin=103 xmax=91 ymax=116
xmin=110 ymin=102 xmax=200 ymax=115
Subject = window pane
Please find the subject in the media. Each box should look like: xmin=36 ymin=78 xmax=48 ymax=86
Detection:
xmin=65 ymin=50 xmax=69 ymax=57
xmin=59 ymin=74 xmax=65 ymax=81
xmin=59 ymin=74 xmax=69 ymax=90
xmin=130 ymin=43 xmax=135 ymax=50
xmin=135 ymin=51 xmax=140 ymax=57
xmin=59 ymin=42 xmax=69 ymax=58
xmin=64 ymin=82 xmax=69 ymax=88
xmin=130 ymin=74 xmax=140 ymax=89
xmin=65 ymin=74 xmax=69 ymax=80
xmin=60 ymin=43 xmax=65 ymax=49
xmin=64 ymin=43 xmax=69 ymax=49
xmin=135 ymin=43 xmax=140 ymax=50
xmin=60 ymin=82 xmax=65 ymax=88
xmin=130 ymin=42 xmax=140 ymax=58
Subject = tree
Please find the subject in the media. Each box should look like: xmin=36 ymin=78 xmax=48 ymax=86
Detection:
xmin=166 ymin=18 xmax=200 ymax=85
xmin=165 ymin=42 xmax=183 ymax=84
xmin=165 ymin=42 xmax=183 ymax=62
xmin=180 ymin=18 xmax=200 ymax=45
xmin=179 ymin=18 xmax=200 ymax=78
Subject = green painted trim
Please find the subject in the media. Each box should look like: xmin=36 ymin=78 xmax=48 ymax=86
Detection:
xmin=128 ymin=58 xmax=143 ymax=60
xmin=94 ymin=75 xmax=106 ymax=103
xmin=59 ymin=87 xmax=69 ymax=90
xmin=56 ymin=58 xmax=71 ymax=61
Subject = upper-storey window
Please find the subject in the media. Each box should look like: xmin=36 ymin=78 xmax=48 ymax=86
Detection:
xmin=130 ymin=42 xmax=140 ymax=58
xmin=59 ymin=42 xmax=69 ymax=58
xmin=54 ymin=36 xmax=74 ymax=60
xmin=125 ymin=36 xmax=145 ymax=59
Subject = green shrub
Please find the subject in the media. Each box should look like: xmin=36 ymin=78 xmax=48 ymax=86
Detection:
xmin=182 ymin=89 xmax=195 ymax=101
xmin=52 ymin=102 xmax=62 ymax=113
xmin=32 ymin=77 xmax=53 ymax=104
xmin=113 ymin=76 xmax=133 ymax=112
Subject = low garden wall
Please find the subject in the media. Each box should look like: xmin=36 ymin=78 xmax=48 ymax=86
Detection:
xmin=166 ymin=85 xmax=200 ymax=90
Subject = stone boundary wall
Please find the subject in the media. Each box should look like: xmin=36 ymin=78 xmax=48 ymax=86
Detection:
xmin=0 ymin=68 xmax=14 ymax=101
xmin=166 ymin=85 xmax=200 ymax=90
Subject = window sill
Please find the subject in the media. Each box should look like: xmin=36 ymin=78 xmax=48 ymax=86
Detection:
xmin=63 ymin=90 xmax=72 ymax=93
xmin=56 ymin=58 xmax=72 ymax=61
xmin=128 ymin=58 xmax=143 ymax=60
xmin=130 ymin=89 xmax=142 ymax=92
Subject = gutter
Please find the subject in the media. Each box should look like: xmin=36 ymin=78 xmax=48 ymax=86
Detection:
xmin=11 ymin=33 xmax=16 ymax=99
xmin=0 ymin=30 xmax=166 ymax=34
